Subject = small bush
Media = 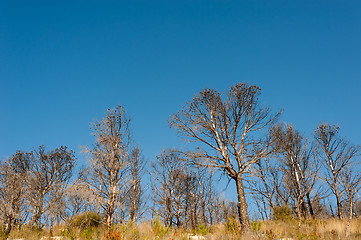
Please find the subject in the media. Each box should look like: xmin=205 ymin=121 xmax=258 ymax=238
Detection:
xmin=193 ymin=223 xmax=209 ymax=236
xmin=0 ymin=228 xmax=8 ymax=240
xmin=150 ymin=215 xmax=168 ymax=237
xmin=71 ymin=212 xmax=103 ymax=230
xmin=224 ymin=217 xmax=240 ymax=234
xmin=105 ymin=228 xmax=122 ymax=240
xmin=251 ymin=220 xmax=263 ymax=232
xmin=79 ymin=226 xmax=100 ymax=240
xmin=273 ymin=205 xmax=293 ymax=221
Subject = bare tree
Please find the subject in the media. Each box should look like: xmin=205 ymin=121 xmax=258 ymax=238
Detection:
xmin=27 ymin=145 xmax=76 ymax=228
xmin=126 ymin=146 xmax=146 ymax=222
xmin=64 ymin=170 xmax=92 ymax=219
xmin=151 ymin=150 xmax=185 ymax=227
xmin=169 ymin=83 xmax=280 ymax=232
xmin=0 ymin=151 xmax=31 ymax=235
xmin=314 ymin=123 xmax=360 ymax=219
xmin=151 ymin=149 xmax=216 ymax=228
xmin=248 ymin=157 xmax=277 ymax=220
xmin=341 ymin=165 xmax=361 ymax=239
xmin=341 ymin=166 xmax=361 ymax=220
xmin=270 ymin=123 xmax=318 ymax=228
xmin=86 ymin=105 xmax=131 ymax=228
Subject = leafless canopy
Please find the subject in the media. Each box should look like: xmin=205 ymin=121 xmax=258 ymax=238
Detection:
xmin=170 ymin=83 xmax=279 ymax=178
xmin=170 ymin=83 xmax=280 ymax=232
xmin=86 ymin=105 xmax=132 ymax=228
xmin=314 ymin=123 xmax=360 ymax=219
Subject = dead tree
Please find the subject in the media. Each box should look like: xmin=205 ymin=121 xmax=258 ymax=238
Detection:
xmin=248 ymin=157 xmax=277 ymax=220
xmin=314 ymin=123 xmax=360 ymax=219
xmin=169 ymin=83 xmax=280 ymax=232
xmin=27 ymin=145 xmax=76 ymax=228
xmin=341 ymin=165 xmax=361 ymax=239
xmin=151 ymin=149 xmax=215 ymax=228
xmin=151 ymin=150 xmax=185 ymax=227
xmin=86 ymin=105 xmax=131 ymax=228
xmin=126 ymin=146 xmax=146 ymax=222
xmin=0 ymin=151 xmax=31 ymax=235
xmin=271 ymin=124 xmax=318 ymax=228
xmin=341 ymin=166 xmax=361 ymax=220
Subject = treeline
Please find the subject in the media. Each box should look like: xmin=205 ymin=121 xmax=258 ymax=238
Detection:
xmin=0 ymin=83 xmax=360 ymax=237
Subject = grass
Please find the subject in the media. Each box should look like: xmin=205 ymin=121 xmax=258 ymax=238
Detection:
xmin=4 ymin=218 xmax=361 ymax=240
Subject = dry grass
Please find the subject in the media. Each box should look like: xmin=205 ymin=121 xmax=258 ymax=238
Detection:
xmin=259 ymin=218 xmax=361 ymax=239
xmin=4 ymin=218 xmax=361 ymax=240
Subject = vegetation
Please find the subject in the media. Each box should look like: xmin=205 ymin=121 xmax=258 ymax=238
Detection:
xmin=1 ymin=83 xmax=360 ymax=239
xmin=2 ymin=218 xmax=361 ymax=239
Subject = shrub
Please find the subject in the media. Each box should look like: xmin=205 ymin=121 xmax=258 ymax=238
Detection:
xmin=105 ymin=228 xmax=122 ymax=240
xmin=150 ymin=215 xmax=168 ymax=237
xmin=273 ymin=205 xmax=293 ymax=221
xmin=251 ymin=220 xmax=263 ymax=232
xmin=70 ymin=212 xmax=104 ymax=230
xmin=224 ymin=217 xmax=240 ymax=234
xmin=193 ymin=223 xmax=209 ymax=236
xmin=79 ymin=226 xmax=100 ymax=240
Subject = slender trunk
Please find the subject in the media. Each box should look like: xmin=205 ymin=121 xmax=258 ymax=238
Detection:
xmin=29 ymin=205 xmax=43 ymax=227
xmin=50 ymin=212 xmax=54 ymax=237
xmin=334 ymin=180 xmax=343 ymax=219
xmin=349 ymin=197 xmax=353 ymax=219
xmin=106 ymin=195 xmax=115 ymax=229
xmin=235 ymin=174 xmax=251 ymax=233
xmin=129 ymin=183 xmax=136 ymax=222
xmin=346 ymin=198 xmax=352 ymax=240
xmin=4 ymin=218 xmax=13 ymax=236
xmin=151 ymin=176 xmax=157 ymax=220
xmin=106 ymin=213 xmax=112 ymax=229
xmin=297 ymin=208 xmax=302 ymax=232
xmin=306 ymin=193 xmax=314 ymax=219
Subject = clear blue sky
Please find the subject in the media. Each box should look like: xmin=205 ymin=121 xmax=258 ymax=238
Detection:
xmin=1 ymin=1 xmax=361 ymax=206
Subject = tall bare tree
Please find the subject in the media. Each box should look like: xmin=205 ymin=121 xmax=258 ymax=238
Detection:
xmin=270 ymin=124 xmax=318 ymax=228
xmin=341 ymin=166 xmax=361 ymax=220
xmin=248 ymin=157 xmax=277 ymax=220
xmin=126 ymin=146 xmax=146 ymax=222
xmin=86 ymin=105 xmax=131 ymax=228
xmin=27 ymin=145 xmax=76 ymax=228
xmin=0 ymin=151 xmax=31 ymax=235
xmin=341 ymin=166 xmax=361 ymax=239
xmin=169 ymin=83 xmax=280 ymax=232
xmin=314 ymin=123 xmax=360 ymax=219
xmin=151 ymin=150 xmax=185 ymax=227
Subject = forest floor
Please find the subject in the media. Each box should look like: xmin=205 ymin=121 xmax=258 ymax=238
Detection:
xmin=3 ymin=218 xmax=361 ymax=240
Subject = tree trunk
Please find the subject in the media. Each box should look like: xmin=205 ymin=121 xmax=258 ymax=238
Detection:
xmin=106 ymin=213 xmax=112 ymax=229
xmin=334 ymin=180 xmax=343 ymax=219
xmin=306 ymin=193 xmax=314 ymax=219
xmin=235 ymin=175 xmax=251 ymax=233
xmin=4 ymin=218 xmax=13 ymax=236
xmin=29 ymin=207 xmax=42 ymax=227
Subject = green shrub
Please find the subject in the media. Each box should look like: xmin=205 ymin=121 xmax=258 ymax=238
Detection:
xmin=251 ymin=220 xmax=263 ymax=232
xmin=224 ymin=217 xmax=240 ymax=234
xmin=0 ymin=228 xmax=8 ymax=240
xmin=79 ymin=227 xmax=100 ymax=240
xmin=150 ymin=215 xmax=168 ymax=237
xmin=193 ymin=223 xmax=209 ymax=236
xmin=71 ymin=212 xmax=104 ymax=230
xmin=273 ymin=205 xmax=293 ymax=221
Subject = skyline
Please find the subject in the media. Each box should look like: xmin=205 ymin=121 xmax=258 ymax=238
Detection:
xmin=1 ymin=0 xmax=360 ymax=181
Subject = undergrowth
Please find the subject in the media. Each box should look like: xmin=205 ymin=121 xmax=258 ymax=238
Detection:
xmin=4 ymin=217 xmax=361 ymax=240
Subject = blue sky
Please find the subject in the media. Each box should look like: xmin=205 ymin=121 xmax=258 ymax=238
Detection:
xmin=1 ymin=1 xmax=361 ymax=207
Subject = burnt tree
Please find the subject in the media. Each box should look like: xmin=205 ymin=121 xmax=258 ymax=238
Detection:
xmin=170 ymin=83 xmax=280 ymax=232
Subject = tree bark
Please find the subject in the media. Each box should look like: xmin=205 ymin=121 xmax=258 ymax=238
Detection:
xmin=306 ymin=193 xmax=314 ymax=219
xmin=236 ymin=175 xmax=251 ymax=233
xmin=334 ymin=179 xmax=343 ymax=219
